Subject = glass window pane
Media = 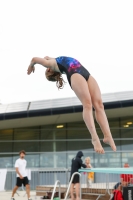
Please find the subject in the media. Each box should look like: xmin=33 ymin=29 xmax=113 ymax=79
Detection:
xmin=40 ymin=153 xmax=54 ymax=167
xmin=14 ymin=127 xmax=40 ymax=140
xmin=0 ymin=142 xmax=13 ymax=152
xmin=120 ymin=116 xmax=133 ymax=130
xmin=0 ymin=154 xmax=13 ymax=168
xmin=40 ymin=142 xmax=53 ymax=152
xmin=121 ymin=140 xmax=133 ymax=151
xmin=121 ymin=127 xmax=133 ymax=138
xmin=107 ymin=118 xmax=120 ymax=128
xmin=40 ymin=141 xmax=66 ymax=152
xmin=56 ymin=153 xmax=67 ymax=168
xmin=13 ymin=141 xmax=39 ymax=152
xmin=56 ymin=141 xmax=66 ymax=152
xmin=67 ymin=122 xmax=90 ymax=139
xmin=120 ymin=116 xmax=133 ymax=150
xmin=0 ymin=129 xmax=13 ymax=140
xmin=122 ymin=152 xmax=133 ymax=167
xmin=26 ymin=154 xmax=40 ymax=168
xmin=41 ymin=125 xmax=55 ymax=140
xmin=94 ymin=152 xmax=121 ymax=168
xmin=67 ymin=129 xmax=90 ymax=139
xmin=67 ymin=122 xmax=85 ymax=129
xmin=67 ymin=141 xmax=93 ymax=151
xmin=55 ymin=128 xmax=66 ymax=139
xmin=41 ymin=124 xmax=66 ymax=140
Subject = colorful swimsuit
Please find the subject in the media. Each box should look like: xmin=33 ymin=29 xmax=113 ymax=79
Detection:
xmin=55 ymin=56 xmax=90 ymax=87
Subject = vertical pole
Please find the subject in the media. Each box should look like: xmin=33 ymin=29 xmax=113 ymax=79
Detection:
xmin=53 ymin=131 xmax=57 ymax=168
xmin=80 ymin=173 xmax=82 ymax=200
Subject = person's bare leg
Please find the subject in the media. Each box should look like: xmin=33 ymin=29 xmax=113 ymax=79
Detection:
xmin=75 ymin=183 xmax=80 ymax=200
xmin=25 ymin=184 xmax=31 ymax=199
xmin=87 ymin=76 xmax=116 ymax=151
xmin=70 ymin=183 xmax=75 ymax=200
xmin=11 ymin=186 xmax=19 ymax=198
xmin=71 ymin=74 xmax=104 ymax=154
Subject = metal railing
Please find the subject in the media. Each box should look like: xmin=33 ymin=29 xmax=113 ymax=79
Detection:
xmin=64 ymin=172 xmax=81 ymax=200
xmin=5 ymin=168 xmax=69 ymax=191
xmin=51 ymin=180 xmax=61 ymax=200
xmin=79 ymin=168 xmax=133 ymax=199
xmin=3 ymin=167 xmax=133 ymax=200
xmin=80 ymin=171 xmax=107 ymax=200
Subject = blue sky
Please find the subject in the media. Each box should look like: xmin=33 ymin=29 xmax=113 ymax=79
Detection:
xmin=0 ymin=0 xmax=133 ymax=104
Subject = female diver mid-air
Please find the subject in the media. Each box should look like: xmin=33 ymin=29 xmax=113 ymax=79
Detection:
xmin=27 ymin=56 xmax=116 ymax=154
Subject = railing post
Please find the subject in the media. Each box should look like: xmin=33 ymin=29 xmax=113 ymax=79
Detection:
xmin=79 ymin=172 xmax=81 ymax=200
xmin=64 ymin=172 xmax=81 ymax=200
xmin=51 ymin=180 xmax=61 ymax=200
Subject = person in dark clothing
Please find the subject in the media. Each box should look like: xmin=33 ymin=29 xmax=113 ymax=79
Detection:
xmin=70 ymin=151 xmax=86 ymax=200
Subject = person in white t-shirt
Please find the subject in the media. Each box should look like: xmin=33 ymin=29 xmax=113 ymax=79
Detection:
xmin=11 ymin=150 xmax=32 ymax=200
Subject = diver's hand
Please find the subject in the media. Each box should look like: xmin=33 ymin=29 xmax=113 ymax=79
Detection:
xmin=27 ymin=65 xmax=35 ymax=75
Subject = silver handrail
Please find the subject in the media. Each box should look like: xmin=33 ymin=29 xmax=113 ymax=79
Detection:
xmin=51 ymin=180 xmax=61 ymax=200
xmin=64 ymin=172 xmax=81 ymax=200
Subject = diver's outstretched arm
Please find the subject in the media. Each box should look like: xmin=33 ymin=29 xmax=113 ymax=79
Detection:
xmin=27 ymin=57 xmax=56 ymax=75
xmin=44 ymin=56 xmax=53 ymax=60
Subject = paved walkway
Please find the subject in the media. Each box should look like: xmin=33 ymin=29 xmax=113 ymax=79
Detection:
xmin=0 ymin=191 xmax=38 ymax=200
xmin=0 ymin=191 xmax=90 ymax=200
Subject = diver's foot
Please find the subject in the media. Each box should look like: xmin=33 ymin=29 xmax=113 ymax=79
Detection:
xmin=103 ymin=136 xmax=117 ymax=151
xmin=92 ymin=138 xmax=105 ymax=154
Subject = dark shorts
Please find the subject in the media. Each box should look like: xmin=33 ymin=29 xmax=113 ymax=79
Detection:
xmin=16 ymin=176 xmax=29 ymax=187
xmin=70 ymin=174 xmax=80 ymax=184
